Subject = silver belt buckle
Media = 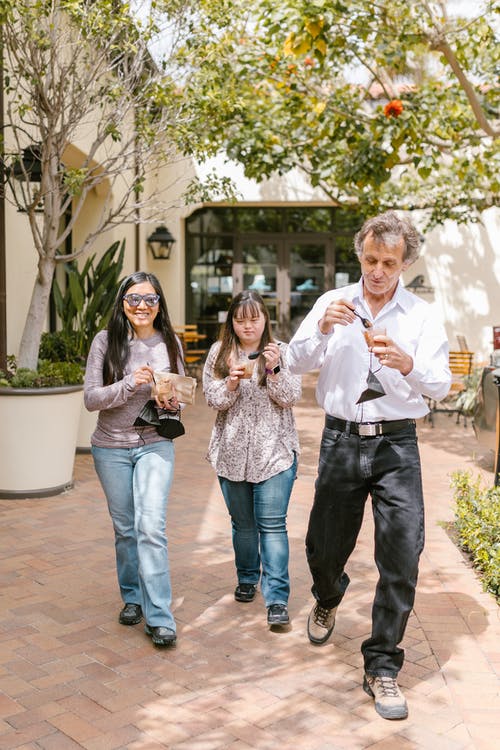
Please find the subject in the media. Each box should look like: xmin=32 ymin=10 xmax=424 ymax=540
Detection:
xmin=358 ymin=423 xmax=380 ymax=436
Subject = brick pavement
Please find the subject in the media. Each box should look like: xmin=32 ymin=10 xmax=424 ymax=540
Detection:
xmin=1 ymin=373 xmax=499 ymax=749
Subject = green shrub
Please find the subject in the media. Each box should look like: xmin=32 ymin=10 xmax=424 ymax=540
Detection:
xmin=39 ymin=331 xmax=84 ymax=364
xmin=451 ymin=471 xmax=500 ymax=599
xmin=454 ymin=367 xmax=482 ymax=415
xmin=0 ymin=358 xmax=83 ymax=388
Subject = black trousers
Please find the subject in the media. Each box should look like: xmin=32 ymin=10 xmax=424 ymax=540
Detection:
xmin=306 ymin=421 xmax=424 ymax=675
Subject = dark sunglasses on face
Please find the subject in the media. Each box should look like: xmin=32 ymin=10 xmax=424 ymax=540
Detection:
xmin=123 ymin=293 xmax=160 ymax=307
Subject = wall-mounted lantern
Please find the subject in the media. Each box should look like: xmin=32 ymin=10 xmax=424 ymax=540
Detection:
xmin=12 ymin=144 xmax=43 ymax=182
xmin=1 ymin=143 xmax=44 ymax=212
xmin=147 ymin=225 xmax=175 ymax=260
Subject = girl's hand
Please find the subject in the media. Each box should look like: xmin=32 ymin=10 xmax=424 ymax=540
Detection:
xmin=262 ymin=342 xmax=280 ymax=372
xmin=226 ymin=360 xmax=245 ymax=391
xmin=134 ymin=364 xmax=154 ymax=387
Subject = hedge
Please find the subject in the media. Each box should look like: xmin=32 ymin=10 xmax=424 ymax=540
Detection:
xmin=451 ymin=471 xmax=500 ymax=600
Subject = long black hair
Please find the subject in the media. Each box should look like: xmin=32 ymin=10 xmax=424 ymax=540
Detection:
xmin=213 ymin=290 xmax=273 ymax=385
xmin=102 ymin=271 xmax=183 ymax=385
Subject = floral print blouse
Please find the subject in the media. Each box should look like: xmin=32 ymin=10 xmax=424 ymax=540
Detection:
xmin=203 ymin=341 xmax=301 ymax=482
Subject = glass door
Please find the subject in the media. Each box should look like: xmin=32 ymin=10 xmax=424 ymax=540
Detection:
xmin=236 ymin=240 xmax=280 ymax=328
xmin=236 ymin=236 xmax=329 ymax=340
xmin=287 ymin=240 xmax=329 ymax=337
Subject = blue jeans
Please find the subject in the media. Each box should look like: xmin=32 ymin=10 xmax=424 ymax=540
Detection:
xmin=91 ymin=441 xmax=176 ymax=631
xmin=306 ymin=423 xmax=424 ymax=675
xmin=218 ymin=455 xmax=297 ymax=607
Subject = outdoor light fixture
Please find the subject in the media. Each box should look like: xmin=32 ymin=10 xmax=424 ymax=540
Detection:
xmin=12 ymin=144 xmax=43 ymax=182
xmin=147 ymin=224 xmax=175 ymax=260
xmin=0 ymin=143 xmax=44 ymax=212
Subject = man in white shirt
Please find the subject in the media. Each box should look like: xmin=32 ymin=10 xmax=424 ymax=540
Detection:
xmin=287 ymin=211 xmax=451 ymax=720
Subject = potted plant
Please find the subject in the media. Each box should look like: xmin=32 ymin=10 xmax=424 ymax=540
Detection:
xmin=0 ymin=358 xmax=84 ymax=498
xmin=41 ymin=240 xmax=125 ymax=451
xmin=0 ymin=2 xmax=187 ymax=496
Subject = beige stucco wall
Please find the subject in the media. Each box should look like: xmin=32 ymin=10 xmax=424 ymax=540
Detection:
xmin=404 ymin=208 xmax=500 ymax=364
xmin=4 ymin=151 xmax=197 ymax=359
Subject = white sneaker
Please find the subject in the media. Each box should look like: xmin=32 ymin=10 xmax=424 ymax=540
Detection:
xmin=307 ymin=601 xmax=337 ymax=644
xmin=363 ymin=673 xmax=408 ymax=720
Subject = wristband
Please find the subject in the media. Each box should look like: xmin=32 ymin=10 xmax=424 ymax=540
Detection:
xmin=266 ymin=365 xmax=280 ymax=375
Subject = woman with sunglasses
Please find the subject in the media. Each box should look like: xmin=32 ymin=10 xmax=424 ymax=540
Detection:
xmin=84 ymin=271 xmax=183 ymax=648
xmin=203 ymin=291 xmax=301 ymax=627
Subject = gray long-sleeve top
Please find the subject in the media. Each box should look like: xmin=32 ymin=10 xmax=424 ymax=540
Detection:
xmin=84 ymin=330 xmax=184 ymax=448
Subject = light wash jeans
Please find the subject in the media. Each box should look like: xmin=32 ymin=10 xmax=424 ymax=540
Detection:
xmin=218 ymin=454 xmax=297 ymax=608
xmin=91 ymin=441 xmax=176 ymax=631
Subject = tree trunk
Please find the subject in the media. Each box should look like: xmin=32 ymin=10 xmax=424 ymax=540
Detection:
xmin=17 ymin=255 xmax=56 ymax=370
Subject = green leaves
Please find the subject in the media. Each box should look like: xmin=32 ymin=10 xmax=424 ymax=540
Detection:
xmin=178 ymin=0 xmax=499 ymax=227
xmin=51 ymin=239 xmax=125 ymax=360
xmin=452 ymin=471 xmax=500 ymax=599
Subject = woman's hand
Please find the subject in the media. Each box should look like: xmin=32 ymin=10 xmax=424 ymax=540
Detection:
xmin=134 ymin=364 xmax=154 ymax=387
xmin=155 ymin=384 xmax=180 ymax=411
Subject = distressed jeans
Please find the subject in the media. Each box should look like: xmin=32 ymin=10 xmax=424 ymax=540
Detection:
xmin=218 ymin=454 xmax=297 ymax=607
xmin=306 ymin=423 xmax=424 ymax=675
xmin=91 ymin=441 xmax=176 ymax=631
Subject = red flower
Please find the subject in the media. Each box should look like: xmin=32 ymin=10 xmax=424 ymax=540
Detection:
xmin=383 ymin=99 xmax=404 ymax=118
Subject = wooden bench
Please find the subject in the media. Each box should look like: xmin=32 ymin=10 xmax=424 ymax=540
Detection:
xmin=449 ymin=350 xmax=474 ymax=393
xmin=174 ymin=325 xmax=208 ymax=365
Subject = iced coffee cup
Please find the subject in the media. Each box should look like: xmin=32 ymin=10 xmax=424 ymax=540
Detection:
xmin=363 ymin=326 xmax=386 ymax=349
xmin=237 ymin=355 xmax=255 ymax=379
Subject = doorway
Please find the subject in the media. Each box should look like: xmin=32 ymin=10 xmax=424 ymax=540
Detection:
xmin=235 ymin=235 xmax=331 ymax=338
xmin=185 ymin=206 xmax=363 ymax=344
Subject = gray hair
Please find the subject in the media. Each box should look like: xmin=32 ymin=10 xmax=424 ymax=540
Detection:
xmin=354 ymin=210 xmax=421 ymax=264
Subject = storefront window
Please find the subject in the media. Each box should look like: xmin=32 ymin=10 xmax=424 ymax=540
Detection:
xmin=185 ymin=206 xmax=363 ymax=342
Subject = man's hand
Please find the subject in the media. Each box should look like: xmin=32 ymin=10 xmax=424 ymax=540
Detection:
xmin=372 ymin=336 xmax=413 ymax=376
xmin=318 ymin=299 xmax=357 ymax=335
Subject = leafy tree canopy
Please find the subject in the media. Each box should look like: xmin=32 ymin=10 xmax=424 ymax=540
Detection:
xmin=176 ymin=0 xmax=499 ymax=227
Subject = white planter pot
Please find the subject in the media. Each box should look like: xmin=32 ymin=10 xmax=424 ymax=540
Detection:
xmin=0 ymin=385 xmax=83 ymax=498
xmin=77 ymin=404 xmax=97 ymax=453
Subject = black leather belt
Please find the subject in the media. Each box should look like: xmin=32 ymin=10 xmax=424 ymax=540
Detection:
xmin=325 ymin=416 xmax=415 ymax=436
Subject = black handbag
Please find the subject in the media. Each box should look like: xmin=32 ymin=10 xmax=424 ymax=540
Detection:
xmin=134 ymin=400 xmax=185 ymax=439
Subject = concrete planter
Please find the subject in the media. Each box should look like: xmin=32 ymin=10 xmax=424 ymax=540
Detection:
xmin=0 ymin=385 xmax=83 ymax=498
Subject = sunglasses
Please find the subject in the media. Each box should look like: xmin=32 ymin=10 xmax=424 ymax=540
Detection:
xmin=123 ymin=293 xmax=160 ymax=307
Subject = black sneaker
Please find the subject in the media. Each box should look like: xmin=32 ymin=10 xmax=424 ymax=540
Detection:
xmin=267 ymin=604 xmax=289 ymax=625
xmin=234 ymin=583 xmax=257 ymax=602
xmin=144 ymin=624 xmax=177 ymax=648
xmin=119 ymin=603 xmax=142 ymax=626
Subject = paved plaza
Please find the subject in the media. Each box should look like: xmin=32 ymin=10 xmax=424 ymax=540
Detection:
xmin=1 ymin=373 xmax=499 ymax=749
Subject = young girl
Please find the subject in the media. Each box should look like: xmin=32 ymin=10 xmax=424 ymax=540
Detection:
xmin=203 ymin=291 xmax=301 ymax=626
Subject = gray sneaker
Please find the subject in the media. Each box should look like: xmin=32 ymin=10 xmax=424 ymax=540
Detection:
xmin=307 ymin=601 xmax=337 ymax=644
xmin=363 ymin=673 xmax=408 ymax=720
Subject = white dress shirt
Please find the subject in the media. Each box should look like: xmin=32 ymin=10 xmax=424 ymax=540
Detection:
xmin=287 ymin=280 xmax=451 ymax=421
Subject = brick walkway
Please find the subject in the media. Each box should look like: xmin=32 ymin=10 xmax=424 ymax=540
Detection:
xmin=1 ymin=374 xmax=499 ymax=749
